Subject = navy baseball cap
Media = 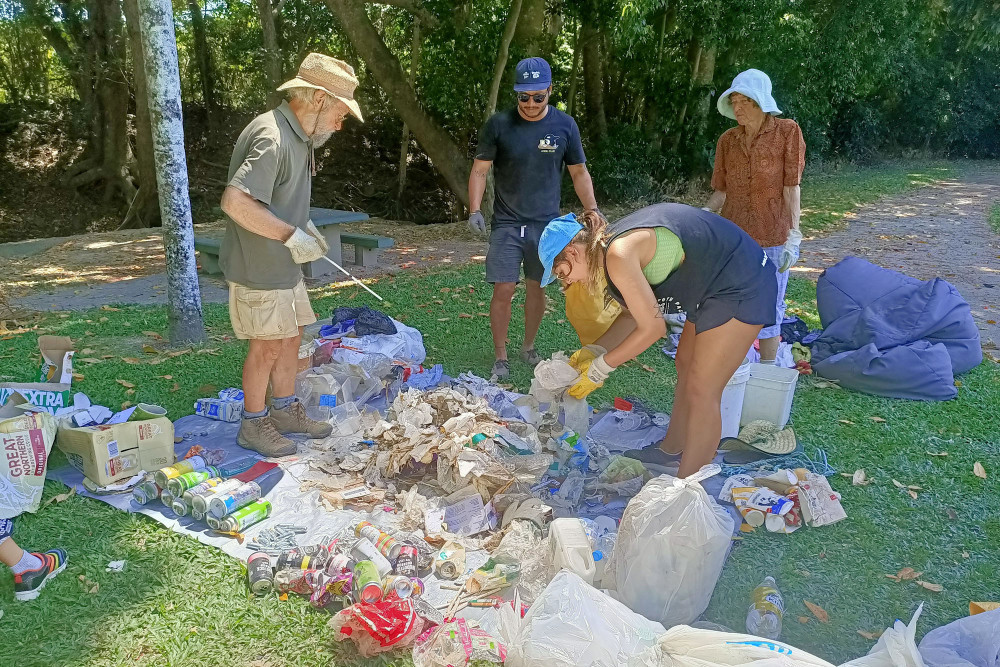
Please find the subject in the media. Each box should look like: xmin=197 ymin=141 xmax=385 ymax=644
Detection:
xmin=514 ymin=57 xmax=552 ymax=92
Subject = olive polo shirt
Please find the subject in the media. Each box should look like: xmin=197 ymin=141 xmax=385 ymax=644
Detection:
xmin=220 ymin=101 xmax=312 ymax=289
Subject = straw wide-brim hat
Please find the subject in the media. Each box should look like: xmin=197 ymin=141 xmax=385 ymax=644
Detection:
xmin=277 ymin=53 xmax=364 ymax=123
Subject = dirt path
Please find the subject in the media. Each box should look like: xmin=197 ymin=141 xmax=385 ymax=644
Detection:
xmin=796 ymin=168 xmax=1000 ymax=346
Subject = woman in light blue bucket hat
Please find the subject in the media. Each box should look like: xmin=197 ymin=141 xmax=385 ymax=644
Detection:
xmin=706 ymin=69 xmax=805 ymax=365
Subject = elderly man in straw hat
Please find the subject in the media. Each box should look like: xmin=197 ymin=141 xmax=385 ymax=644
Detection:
xmin=219 ymin=53 xmax=363 ymax=456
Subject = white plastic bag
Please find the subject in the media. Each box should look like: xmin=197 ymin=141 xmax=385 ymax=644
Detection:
xmin=498 ymin=570 xmax=665 ymax=667
xmin=606 ymin=465 xmax=734 ymax=628
xmin=630 ymin=624 xmax=836 ymax=667
xmin=841 ymin=605 xmax=925 ymax=667
xmin=919 ymin=608 xmax=1000 ymax=667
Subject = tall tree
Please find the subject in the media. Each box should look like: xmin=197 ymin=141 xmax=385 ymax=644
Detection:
xmin=257 ymin=0 xmax=283 ymax=108
xmin=581 ymin=0 xmax=606 ymax=141
xmin=122 ymin=0 xmax=161 ymax=228
xmin=137 ymin=0 xmax=205 ymax=343
xmin=186 ymin=0 xmax=217 ymax=118
xmin=325 ymin=0 xmax=470 ymax=206
xmin=396 ymin=19 xmax=422 ymax=216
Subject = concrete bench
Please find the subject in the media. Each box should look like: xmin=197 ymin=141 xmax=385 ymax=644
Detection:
xmin=340 ymin=233 xmax=394 ymax=267
xmin=193 ymin=237 xmax=223 ymax=275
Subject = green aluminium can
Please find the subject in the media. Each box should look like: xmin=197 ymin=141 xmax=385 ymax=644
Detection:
xmin=219 ymin=500 xmax=272 ymax=532
xmin=153 ymin=455 xmax=208 ymax=489
xmin=132 ymin=479 xmax=161 ymax=505
xmin=180 ymin=476 xmax=226 ymax=504
xmin=353 ymin=560 xmax=382 ymax=603
xmin=166 ymin=467 xmax=220 ymax=496
xmin=191 ymin=478 xmax=243 ymax=514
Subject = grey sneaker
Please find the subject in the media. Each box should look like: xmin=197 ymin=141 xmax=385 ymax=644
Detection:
xmin=237 ymin=415 xmax=296 ymax=457
xmin=519 ymin=348 xmax=542 ymax=367
xmin=270 ymin=400 xmax=333 ymax=438
xmin=491 ymin=359 xmax=510 ymax=378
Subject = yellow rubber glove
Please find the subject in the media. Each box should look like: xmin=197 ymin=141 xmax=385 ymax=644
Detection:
xmin=568 ymin=344 xmax=607 ymax=373
xmin=567 ymin=353 xmax=613 ymax=400
xmin=568 ymin=374 xmax=603 ymax=399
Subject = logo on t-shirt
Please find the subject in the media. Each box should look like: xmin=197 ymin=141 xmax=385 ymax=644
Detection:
xmin=538 ymin=134 xmax=561 ymax=153
xmin=656 ymin=295 xmax=684 ymax=314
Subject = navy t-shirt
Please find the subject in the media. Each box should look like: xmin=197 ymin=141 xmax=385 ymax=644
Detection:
xmin=475 ymin=107 xmax=586 ymax=226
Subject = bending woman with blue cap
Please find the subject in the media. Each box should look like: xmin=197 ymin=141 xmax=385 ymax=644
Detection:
xmin=538 ymin=204 xmax=777 ymax=478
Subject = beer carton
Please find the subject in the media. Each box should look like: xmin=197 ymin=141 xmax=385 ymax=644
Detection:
xmin=57 ymin=417 xmax=176 ymax=487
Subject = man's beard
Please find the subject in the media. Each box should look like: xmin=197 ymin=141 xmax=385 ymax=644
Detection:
xmin=313 ymin=131 xmax=334 ymax=147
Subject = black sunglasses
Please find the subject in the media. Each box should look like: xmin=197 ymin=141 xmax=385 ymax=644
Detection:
xmin=517 ymin=92 xmax=548 ymax=103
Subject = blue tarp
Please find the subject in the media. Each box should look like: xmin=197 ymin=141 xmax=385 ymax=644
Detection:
xmin=811 ymin=257 xmax=982 ymax=400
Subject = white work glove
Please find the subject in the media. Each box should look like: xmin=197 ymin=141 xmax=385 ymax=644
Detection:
xmin=284 ymin=227 xmax=325 ymax=264
xmin=305 ymin=219 xmax=329 ymax=254
xmin=468 ymin=211 xmax=487 ymax=235
xmin=586 ymin=353 xmax=614 ymax=384
xmin=778 ymin=228 xmax=802 ymax=273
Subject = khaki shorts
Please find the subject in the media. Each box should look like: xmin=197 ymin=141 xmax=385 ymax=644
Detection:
xmin=228 ymin=280 xmax=317 ymax=340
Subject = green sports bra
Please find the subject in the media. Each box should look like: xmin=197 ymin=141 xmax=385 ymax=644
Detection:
xmin=640 ymin=226 xmax=684 ymax=284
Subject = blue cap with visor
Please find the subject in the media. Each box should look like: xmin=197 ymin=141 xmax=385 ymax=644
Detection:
xmin=538 ymin=213 xmax=584 ymax=286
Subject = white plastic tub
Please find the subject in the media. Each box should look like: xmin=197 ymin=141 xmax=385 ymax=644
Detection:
xmin=740 ymin=363 xmax=799 ymax=428
xmin=720 ymin=359 xmax=751 ymax=437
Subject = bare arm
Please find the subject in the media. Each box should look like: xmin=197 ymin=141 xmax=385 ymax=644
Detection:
xmin=468 ymin=159 xmax=492 ymax=212
xmin=601 ymin=238 xmax=667 ymax=368
xmin=594 ymin=310 xmax=638 ymax=350
xmin=705 ymin=190 xmax=727 ymax=212
xmin=566 ymin=163 xmax=598 ymax=212
xmin=220 ymin=186 xmax=295 ymax=241
xmin=783 ymin=184 xmax=801 ymax=230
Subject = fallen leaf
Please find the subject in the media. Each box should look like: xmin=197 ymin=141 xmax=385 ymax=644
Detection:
xmin=798 ymin=616 xmax=811 ymax=624
xmin=478 ymin=312 xmax=489 ymax=317
xmin=892 ymin=479 xmax=905 ymax=489
xmin=126 ymin=389 xmax=135 ymax=396
xmin=101 ymin=305 xmax=120 ymax=311
xmin=838 ymin=419 xmax=855 ymax=425
xmin=926 ymin=451 xmax=948 ymax=457
xmin=72 ymin=373 xmax=85 ymax=382
xmin=122 ymin=357 xmax=141 ymax=364
xmin=42 ymin=488 xmax=76 ymax=508
xmin=946 ymin=508 xmax=958 ymax=520
xmin=89 ymin=583 xmax=99 ymax=594
xmin=79 ymin=357 xmax=103 ymax=364
xmin=101 ymin=354 xmax=114 ymax=359
xmin=170 ymin=383 xmax=180 ymax=393
xmin=116 ymin=379 xmax=136 ymax=389
xmin=640 ymin=363 xmax=656 ymax=373
xmin=908 ymin=489 xmax=919 ymax=499
xmin=869 ymin=416 xmax=886 ymax=423
xmin=142 ymin=331 xmax=163 ymax=340
xmin=858 ymin=630 xmax=883 ymax=640
xmin=974 ymin=462 xmax=987 ymax=479
xmin=804 ymin=600 xmax=830 ymax=623
xmin=121 ymin=402 xmax=133 ymax=409
xmin=962 ymin=551 xmax=970 ymax=559
xmin=159 ymin=375 xmax=173 ymax=380
xmin=908 ymin=485 xmax=923 ymax=491
xmin=437 ymin=317 xmax=450 ymax=322
xmin=954 ymin=380 xmax=962 ymax=387
xmin=894 ymin=567 xmax=923 ymax=581
xmin=142 ymin=344 xmax=158 ymax=354
xmin=99 ymin=317 xmax=109 ymax=323
xmin=819 ymin=551 xmax=827 ymax=559
xmin=812 ymin=379 xmax=842 ymax=389
xmin=81 ymin=348 xmax=95 ymax=355
xmin=166 ymin=350 xmax=189 ymax=358
xmin=195 ymin=348 xmax=219 ymax=355
xmin=852 ymin=469 xmax=869 ymax=486
xmin=916 ymin=580 xmax=943 ymax=592
xmin=458 ymin=313 xmax=473 ymax=318
xmin=433 ymin=299 xmax=444 ymax=305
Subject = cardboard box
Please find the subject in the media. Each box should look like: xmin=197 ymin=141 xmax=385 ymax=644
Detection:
xmin=38 ymin=335 xmax=74 ymax=384
xmin=0 ymin=383 xmax=73 ymax=415
xmin=57 ymin=417 xmax=175 ymax=486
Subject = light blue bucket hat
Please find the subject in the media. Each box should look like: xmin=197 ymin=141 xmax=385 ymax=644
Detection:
xmin=717 ymin=69 xmax=782 ymax=120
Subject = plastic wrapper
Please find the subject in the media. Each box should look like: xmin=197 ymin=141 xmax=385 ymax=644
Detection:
xmin=606 ymin=465 xmax=734 ymax=628
xmin=842 ymin=605 xmax=925 ymax=667
xmin=329 ymin=597 xmax=425 ymax=657
xmin=919 ymin=608 xmax=1000 ymax=667
xmin=413 ymin=618 xmax=506 ymax=667
xmin=0 ymin=402 xmax=57 ymax=518
xmin=631 ymin=624 xmax=836 ymax=667
xmin=492 ymin=521 xmax=549 ymax=603
xmin=498 ymin=570 xmax=664 ymax=667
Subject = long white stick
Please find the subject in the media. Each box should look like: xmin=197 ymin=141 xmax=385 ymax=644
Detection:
xmin=318 ymin=255 xmax=384 ymax=301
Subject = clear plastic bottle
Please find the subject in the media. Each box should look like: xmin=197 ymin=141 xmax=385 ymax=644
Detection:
xmin=746 ymin=576 xmax=784 ymax=639
xmin=591 ymin=532 xmax=617 ymax=588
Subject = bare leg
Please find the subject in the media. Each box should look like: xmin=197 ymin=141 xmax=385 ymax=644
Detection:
xmin=269 ymin=328 xmax=303 ymax=399
xmin=243 ymin=339 xmax=284 ymax=413
xmin=0 ymin=537 xmax=24 ymax=567
xmin=676 ymin=319 xmax=763 ymax=478
xmin=758 ymin=335 xmax=779 ymax=363
xmin=522 ymin=279 xmax=545 ymax=351
xmin=660 ymin=320 xmax=697 ymax=454
xmin=490 ymin=282 xmax=516 ymax=360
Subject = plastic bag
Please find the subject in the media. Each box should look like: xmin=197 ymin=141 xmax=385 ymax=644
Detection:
xmin=498 ymin=570 xmax=665 ymax=667
xmin=842 ymin=605 xmax=925 ymax=667
xmin=329 ymin=597 xmax=425 ymax=657
xmin=919 ymin=608 xmax=1000 ymax=667
xmin=606 ymin=465 xmax=734 ymax=628
xmin=631 ymin=624 xmax=836 ymax=667
xmin=0 ymin=402 xmax=57 ymax=519
xmin=412 ymin=618 xmax=506 ymax=667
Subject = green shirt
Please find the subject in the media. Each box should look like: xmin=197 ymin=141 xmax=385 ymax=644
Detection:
xmin=220 ymin=101 xmax=312 ymax=289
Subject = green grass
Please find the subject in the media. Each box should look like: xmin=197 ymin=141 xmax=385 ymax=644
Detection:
xmin=1 ymin=265 xmax=998 ymax=666
xmin=988 ymin=202 xmax=1000 ymax=234
xmin=800 ymin=161 xmax=960 ymax=234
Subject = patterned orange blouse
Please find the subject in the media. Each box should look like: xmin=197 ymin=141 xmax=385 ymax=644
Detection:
xmin=711 ymin=116 xmax=806 ymax=248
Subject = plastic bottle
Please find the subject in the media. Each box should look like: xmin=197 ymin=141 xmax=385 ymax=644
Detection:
xmin=746 ymin=576 xmax=784 ymax=639
xmin=591 ymin=532 xmax=617 ymax=588
xmin=548 ymin=518 xmax=596 ymax=584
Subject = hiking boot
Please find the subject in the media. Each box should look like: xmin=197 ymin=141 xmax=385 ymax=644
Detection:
xmin=270 ymin=400 xmax=333 ymax=439
xmin=519 ymin=348 xmax=542 ymax=367
xmin=491 ymin=359 xmax=510 ymax=379
xmin=14 ymin=549 xmax=67 ymax=601
xmin=237 ymin=415 xmax=296 ymax=457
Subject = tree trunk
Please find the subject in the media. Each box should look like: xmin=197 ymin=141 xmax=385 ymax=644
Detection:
xmin=257 ymin=0 xmax=283 ymax=108
xmin=122 ymin=0 xmax=161 ymax=228
xmin=396 ymin=19 xmax=422 ymax=216
xmin=486 ymin=0 xmax=522 ymax=118
xmin=187 ymin=0 xmax=216 ymax=118
xmin=581 ymin=2 xmax=607 ymax=142
xmin=137 ymin=0 xmax=206 ymax=344
xmin=513 ymin=0 xmax=549 ymax=59
xmin=566 ymin=21 xmax=582 ymax=118
xmin=326 ymin=0 xmax=470 ymax=206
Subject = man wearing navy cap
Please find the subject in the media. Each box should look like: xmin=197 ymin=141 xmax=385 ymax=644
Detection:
xmin=468 ymin=57 xmax=599 ymax=378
